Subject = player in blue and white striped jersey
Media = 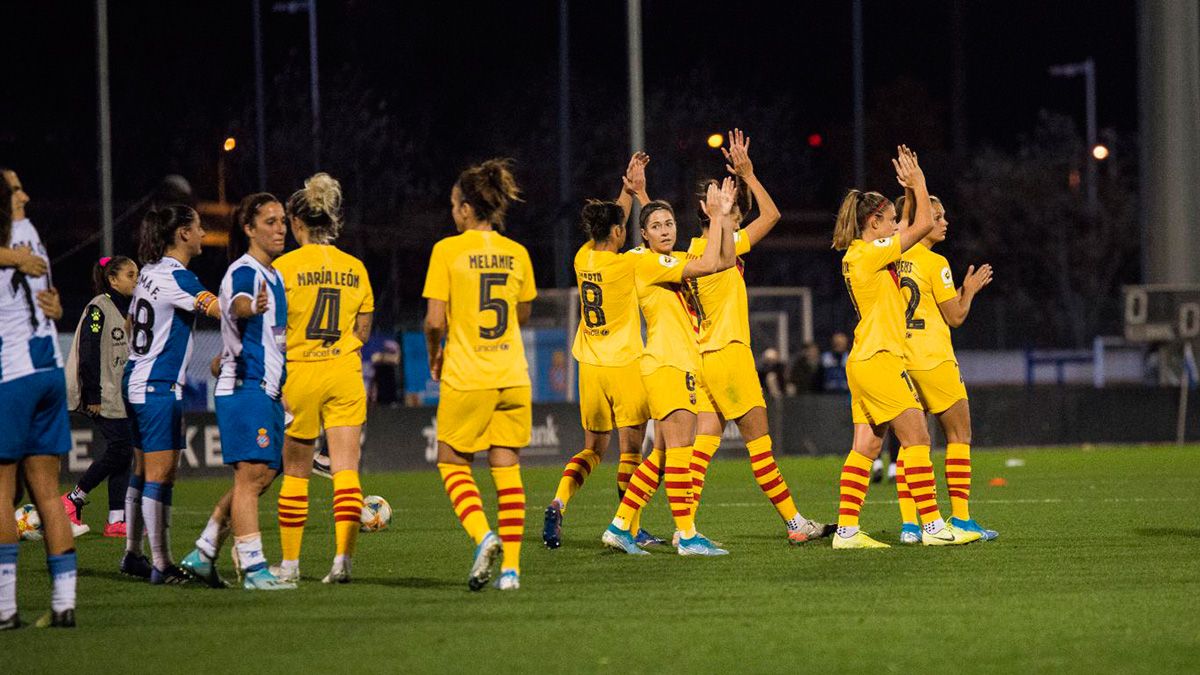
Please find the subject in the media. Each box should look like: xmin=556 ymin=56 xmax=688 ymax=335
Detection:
xmin=180 ymin=193 xmax=295 ymax=590
xmin=121 ymin=204 xmax=221 ymax=585
xmin=0 ymin=167 xmax=78 ymax=628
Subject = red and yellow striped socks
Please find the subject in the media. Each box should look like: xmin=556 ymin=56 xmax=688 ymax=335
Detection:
xmin=613 ymin=449 xmax=663 ymax=530
xmin=664 ymin=446 xmax=697 ymax=538
xmin=945 ymin=443 xmax=972 ymax=521
xmin=837 ymin=450 xmax=873 ymax=531
xmin=899 ymin=445 xmax=944 ymax=528
xmin=895 ymin=459 xmax=919 ymax=525
xmin=745 ymin=435 xmax=800 ymax=521
xmin=617 ymin=451 xmax=640 ymax=499
xmin=277 ymin=475 xmax=308 ymax=563
xmin=554 ymin=449 xmax=601 ymax=508
xmin=491 ymin=465 xmax=525 ymax=574
xmin=689 ymin=435 xmax=719 ymax=518
xmin=438 ymin=463 xmax=491 ymax=544
xmin=332 ymin=470 xmax=364 ymax=558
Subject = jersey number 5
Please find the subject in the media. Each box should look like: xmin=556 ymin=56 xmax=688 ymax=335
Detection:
xmin=479 ymin=273 xmax=509 ymax=339
xmin=580 ymin=281 xmax=606 ymax=328
xmin=306 ymin=287 xmax=342 ymax=345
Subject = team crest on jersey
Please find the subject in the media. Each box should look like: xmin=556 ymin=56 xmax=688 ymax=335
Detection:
xmin=256 ymin=428 xmax=270 ymax=448
xmin=685 ymin=371 xmax=696 ymax=403
xmin=659 ymin=254 xmax=678 ymax=268
xmin=940 ymin=266 xmax=953 ymax=287
xmin=111 ymin=327 xmax=125 ymax=341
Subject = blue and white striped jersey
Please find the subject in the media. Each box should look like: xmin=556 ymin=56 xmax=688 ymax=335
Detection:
xmin=215 ymin=254 xmax=287 ymax=399
xmin=124 ymin=256 xmax=214 ymax=403
xmin=0 ymin=219 xmax=62 ymax=383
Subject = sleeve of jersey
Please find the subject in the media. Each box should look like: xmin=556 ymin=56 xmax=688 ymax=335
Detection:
xmin=171 ymin=269 xmax=217 ymax=314
xmin=638 ymin=251 xmax=686 ymax=287
xmin=421 ymin=244 xmax=450 ymax=301
xmin=864 ymin=236 xmax=902 ymax=271
xmin=230 ymin=266 xmax=257 ymax=301
xmin=358 ymin=260 xmax=375 ymax=313
xmin=77 ymin=304 xmax=104 ymax=406
xmin=517 ymin=246 xmax=538 ymax=302
xmin=734 ymin=230 xmax=752 ymax=256
xmin=931 ymin=255 xmax=958 ymax=304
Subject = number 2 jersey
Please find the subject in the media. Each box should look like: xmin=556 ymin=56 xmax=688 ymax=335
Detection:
xmin=124 ymin=256 xmax=217 ymax=403
xmin=841 ymin=236 xmax=906 ymax=362
xmin=422 ymin=229 xmax=537 ymax=391
xmin=899 ymin=243 xmax=959 ymax=371
xmin=0 ymin=219 xmax=61 ymax=383
xmin=571 ymin=241 xmax=642 ymax=368
xmin=214 ymin=253 xmax=288 ymax=399
xmin=273 ymin=244 xmax=374 ymax=362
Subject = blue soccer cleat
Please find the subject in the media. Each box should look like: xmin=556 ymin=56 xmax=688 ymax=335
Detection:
xmin=542 ymin=502 xmax=563 ymax=549
xmin=635 ymin=528 xmax=667 ymax=548
xmin=950 ymin=517 xmax=999 ymax=541
xmin=601 ymin=524 xmax=649 ymax=555
xmin=677 ymin=533 xmax=728 ymax=556
xmin=468 ymin=532 xmax=503 ymax=591
xmin=180 ymin=548 xmax=228 ymax=588
xmin=243 ymin=567 xmax=297 ymax=591
xmin=900 ymin=523 xmax=923 ymax=545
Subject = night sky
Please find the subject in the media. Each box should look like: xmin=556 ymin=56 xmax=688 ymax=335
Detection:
xmin=3 ymin=0 xmax=1140 ymax=339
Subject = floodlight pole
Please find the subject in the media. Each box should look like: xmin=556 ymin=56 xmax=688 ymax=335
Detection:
xmin=627 ymin=0 xmax=644 ymax=245
xmin=96 ymin=0 xmax=113 ymax=256
xmin=556 ymin=0 xmax=571 ymax=288
xmin=851 ymin=0 xmax=865 ymax=188
xmin=1049 ymin=58 xmax=1098 ymax=211
xmin=253 ymin=0 xmax=267 ymax=191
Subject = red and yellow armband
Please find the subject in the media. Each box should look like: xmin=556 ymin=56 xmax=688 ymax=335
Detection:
xmin=194 ymin=291 xmax=218 ymax=315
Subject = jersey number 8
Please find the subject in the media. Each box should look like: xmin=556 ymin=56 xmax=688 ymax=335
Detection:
xmin=580 ymin=281 xmax=606 ymax=328
xmin=130 ymin=298 xmax=155 ymax=356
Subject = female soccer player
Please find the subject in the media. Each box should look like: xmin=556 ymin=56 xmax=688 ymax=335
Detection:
xmin=63 ymin=255 xmax=139 ymax=538
xmin=685 ymin=129 xmax=834 ymax=545
xmin=179 ymin=193 xmax=296 ymax=590
xmin=543 ymin=153 xmax=665 ymax=550
xmin=0 ymin=167 xmax=77 ymax=628
xmin=271 ymin=173 xmax=373 ymax=585
xmin=830 ymin=146 xmax=979 ymax=549
xmin=601 ymin=178 xmax=738 ymax=557
xmin=424 ymin=159 xmax=535 ymax=591
xmin=123 ymin=204 xmax=222 ymax=582
xmin=891 ymin=193 xmax=996 ymax=544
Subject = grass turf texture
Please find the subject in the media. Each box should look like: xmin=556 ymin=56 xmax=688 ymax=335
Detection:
xmin=6 ymin=444 xmax=1200 ymax=673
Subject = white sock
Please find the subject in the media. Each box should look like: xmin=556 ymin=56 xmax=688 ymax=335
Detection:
xmin=108 ymin=509 xmax=124 ymax=525
xmin=48 ymin=553 xmax=77 ymax=613
xmin=125 ymin=480 xmax=144 ymax=554
xmin=195 ymin=516 xmax=223 ymax=560
xmin=785 ymin=513 xmax=808 ymax=531
xmin=69 ymin=487 xmax=88 ymax=502
xmin=610 ymin=516 xmax=629 ymax=531
xmin=142 ymin=482 xmax=173 ymax=570
xmin=278 ymin=558 xmax=299 ymax=571
xmin=0 ymin=544 xmax=17 ymax=618
xmin=836 ymin=525 xmax=860 ymax=538
xmin=923 ymin=518 xmax=946 ymax=534
xmin=333 ymin=553 xmax=349 ymax=567
xmin=235 ymin=534 xmax=266 ymax=573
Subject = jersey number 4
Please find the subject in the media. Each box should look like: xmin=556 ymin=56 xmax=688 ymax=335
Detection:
xmin=306 ymin=287 xmax=342 ymax=345
xmin=479 ymin=273 xmax=509 ymax=339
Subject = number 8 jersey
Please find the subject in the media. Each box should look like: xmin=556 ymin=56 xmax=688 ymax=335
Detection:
xmin=570 ymin=241 xmax=642 ymax=368
xmin=273 ymin=244 xmax=374 ymax=362
xmin=422 ymin=229 xmax=537 ymax=391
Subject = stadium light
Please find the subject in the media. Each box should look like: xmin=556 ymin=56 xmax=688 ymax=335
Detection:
xmin=707 ymin=133 xmax=724 ymax=149
xmin=807 ymin=133 xmax=823 ymax=148
xmin=1092 ymin=144 xmax=1110 ymax=160
xmin=1049 ymin=58 xmax=1098 ymax=209
xmin=223 ymin=137 xmax=237 ymax=152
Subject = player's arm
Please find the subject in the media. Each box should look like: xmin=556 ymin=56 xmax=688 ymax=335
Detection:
xmin=354 ymin=312 xmax=373 ymax=344
xmin=0 ymin=245 xmax=48 ymax=277
xmin=682 ymin=178 xmax=738 ymax=279
xmin=938 ymin=264 xmax=994 ymax=328
xmin=894 ymin=145 xmax=934 ymax=252
xmin=517 ymin=302 xmax=532 ymax=326
xmin=423 ymin=300 xmax=447 ymax=383
xmin=230 ymin=275 xmax=270 ymax=319
xmin=901 ymin=186 xmax=915 ymax=226
xmin=724 ymin=129 xmax=780 ymax=248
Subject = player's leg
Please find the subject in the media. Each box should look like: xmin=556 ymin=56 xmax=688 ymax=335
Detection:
xmin=142 ymin=447 xmax=185 ymax=583
xmin=938 ymin=399 xmax=996 ymax=540
xmin=273 ymin=434 xmax=314 ymax=580
xmin=832 ymin=421 xmax=891 ymax=549
xmin=180 ymin=487 xmax=232 ymax=587
xmin=486 ymin=386 xmax=531 ymax=590
xmin=25 ymin=454 xmax=77 ymax=627
xmin=892 ymin=426 xmax=922 ymax=544
xmin=544 ymin=428 xmax=607 ymax=549
xmin=100 ymin=417 xmax=134 ymax=537
xmin=659 ymin=408 xmax=725 ymax=556
xmin=233 ymin=461 xmax=292 ymax=590
xmin=0 ymin=462 xmax=20 ymax=629
xmin=121 ymin=449 xmax=151 ymax=578
xmin=691 ymin=410 xmax=723 ymax=520
xmin=893 ymin=408 xmax=978 ymax=546
xmin=604 ymin=428 xmax=664 ymax=553
xmin=324 ymin=424 xmax=364 ymax=584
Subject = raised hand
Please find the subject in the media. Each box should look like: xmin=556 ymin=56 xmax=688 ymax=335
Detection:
xmin=622 ymin=152 xmax=650 ymax=196
xmin=699 ymin=177 xmax=738 ymax=219
xmin=723 ymin=128 xmax=753 ymax=178
xmin=892 ymin=144 xmax=925 ymax=190
xmin=255 ymin=280 xmax=269 ymax=314
xmin=962 ymin=264 xmax=994 ymax=296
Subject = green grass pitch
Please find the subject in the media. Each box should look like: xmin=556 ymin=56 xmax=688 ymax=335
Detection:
xmin=7 ymin=445 xmax=1200 ymax=673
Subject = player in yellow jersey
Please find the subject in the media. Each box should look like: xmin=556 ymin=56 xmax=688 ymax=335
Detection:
xmin=424 ymin=159 xmax=535 ymax=591
xmin=683 ymin=129 xmax=834 ymax=546
xmin=601 ymin=178 xmax=739 ymax=557
xmin=830 ymin=146 xmax=980 ymax=549
xmin=543 ymin=153 xmax=668 ymax=549
xmin=269 ymin=173 xmax=374 ymax=584
xmin=891 ymin=192 xmax=997 ymax=544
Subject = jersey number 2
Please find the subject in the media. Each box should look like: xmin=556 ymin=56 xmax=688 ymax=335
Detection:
xmin=479 ymin=273 xmax=509 ymax=339
xmin=306 ymin=287 xmax=342 ymax=345
xmin=900 ymin=277 xmax=925 ymax=330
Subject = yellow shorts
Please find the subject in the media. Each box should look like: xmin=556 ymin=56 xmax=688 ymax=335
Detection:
xmin=642 ymin=365 xmax=706 ymax=420
xmin=437 ymin=384 xmax=532 ymax=453
xmin=283 ymin=352 xmax=367 ymax=440
xmin=846 ymin=352 xmax=923 ymax=426
xmin=578 ymin=361 xmax=650 ymax=432
xmin=908 ymin=361 xmax=968 ymax=415
xmin=700 ymin=342 xmax=767 ymax=420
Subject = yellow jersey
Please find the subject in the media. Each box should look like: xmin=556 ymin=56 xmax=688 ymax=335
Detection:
xmin=900 ymin=243 xmax=959 ymax=370
xmin=684 ymin=230 xmax=753 ymax=353
xmin=274 ymin=244 xmax=374 ymax=362
xmin=422 ymin=229 xmax=537 ymax=391
xmin=631 ymin=247 xmax=701 ymax=375
xmin=841 ymin=236 xmax=905 ymax=362
xmin=571 ymin=242 xmax=643 ymax=367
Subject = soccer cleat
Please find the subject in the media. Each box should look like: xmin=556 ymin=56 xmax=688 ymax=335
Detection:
xmin=312 ymin=447 xmax=332 ymax=479
xmin=601 ymin=524 xmax=649 ymax=556
xmin=149 ymin=564 xmax=191 ymax=585
xmin=468 ymin=532 xmax=504 ymax=590
xmin=635 ymin=528 xmax=667 ymax=547
xmin=494 ymin=569 xmax=520 ymax=591
xmin=60 ymin=493 xmax=85 ymax=526
xmin=102 ymin=521 xmax=127 ymax=538
xmin=672 ymin=530 xmax=724 ymax=548
xmin=922 ymin=524 xmax=982 ymax=546
xmin=832 ymin=530 xmax=891 ymax=549
xmin=0 ymin=613 xmax=20 ymax=631
xmin=900 ymin=523 xmax=923 ymax=545
xmin=34 ymin=609 xmax=75 ymax=628
xmin=120 ymin=551 xmax=153 ymax=579
xmin=677 ymin=533 xmax=729 ymax=556
xmin=950 ymin=517 xmax=999 ymax=541
xmin=70 ymin=522 xmax=90 ymax=538
xmin=542 ymin=502 xmax=563 ymax=549
xmin=321 ymin=558 xmax=352 ymax=585
xmin=268 ymin=564 xmax=301 ymax=583
xmin=870 ymin=458 xmax=884 ymax=484
xmin=787 ymin=519 xmax=837 ymax=544
xmin=886 ymin=462 xmax=897 ymax=483
xmin=180 ymin=548 xmax=229 ymax=588
xmin=243 ymin=567 xmax=297 ymax=591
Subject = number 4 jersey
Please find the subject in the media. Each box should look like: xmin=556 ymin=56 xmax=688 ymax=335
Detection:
xmin=422 ymin=229 xmax=537 ymax=391
xmin=571 ymin=241 xmax=642 ymax=368
xmin=274 ymin=244 xmax=374 ymax=362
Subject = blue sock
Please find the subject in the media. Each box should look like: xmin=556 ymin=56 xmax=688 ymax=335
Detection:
xmin=142 ymin=482 xmax=173 ymax=570
xmin=47 ymin=551 xmax=76 ymax=612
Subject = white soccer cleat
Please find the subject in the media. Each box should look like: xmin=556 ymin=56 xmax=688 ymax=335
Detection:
xmin=321 ymin=557 xmax=352 ymax=584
